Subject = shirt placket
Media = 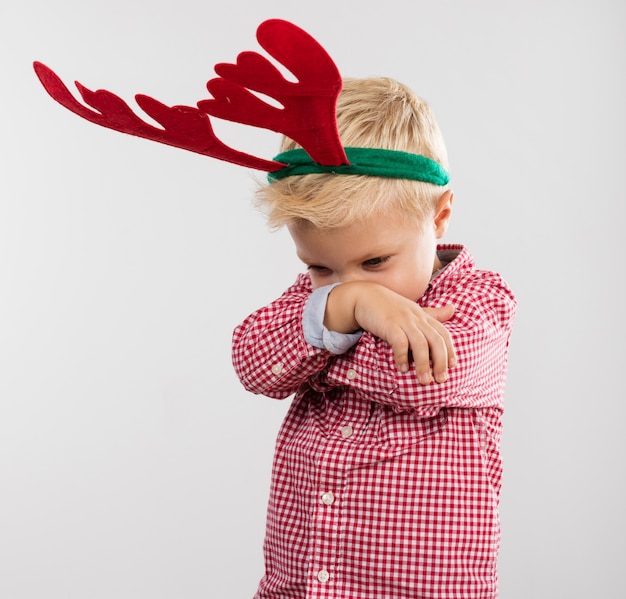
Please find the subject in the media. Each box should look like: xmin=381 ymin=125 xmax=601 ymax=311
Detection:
xmin=306 ymin=384 xmax=370 ymax=598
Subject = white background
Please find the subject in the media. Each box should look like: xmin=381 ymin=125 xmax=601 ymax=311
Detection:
xmin=1 ymin=1 xmax=624 ymax=597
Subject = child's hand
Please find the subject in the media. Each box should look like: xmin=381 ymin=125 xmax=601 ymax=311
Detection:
xmin=325 ymin=282 xmax=456 ymax=384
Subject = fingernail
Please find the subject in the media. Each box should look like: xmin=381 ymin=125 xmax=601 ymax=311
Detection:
xmin=419 ymin=372 xmax=432 ymax=385
xmin=398 ymin=363 xmax=409 ymax=373
xmin=435 ymin=372 xmax=447 ymax=383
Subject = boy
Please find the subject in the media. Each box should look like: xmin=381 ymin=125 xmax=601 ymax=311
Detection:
xmin=34 ymin=20 xmax=515 ymax=598
xmin=232 ymin=78 xmax=516 ymax=598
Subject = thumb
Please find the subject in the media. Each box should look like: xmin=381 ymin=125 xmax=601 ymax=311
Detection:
xmin=422 ymin=303 xmax=455 ymax=323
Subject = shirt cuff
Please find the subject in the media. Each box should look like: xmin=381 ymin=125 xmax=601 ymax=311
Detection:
xmin=303 ymin=284 xmax=363 ymax=355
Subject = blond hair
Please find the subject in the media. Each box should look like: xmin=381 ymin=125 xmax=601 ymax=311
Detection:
xmin=255 ymin=77 xmax=449 ymax=229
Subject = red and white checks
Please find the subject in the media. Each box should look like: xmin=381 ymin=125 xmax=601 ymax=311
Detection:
xmin=232 ymin=245 xmax=516 ymax=599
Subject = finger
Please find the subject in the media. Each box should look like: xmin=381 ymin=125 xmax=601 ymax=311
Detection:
xmin=403 ymin=328 xmax=434 ymax=384
xmin=422 ymin=306 xmax=457 ymax=368
xmin=422 ymin=303 xmax=455 ymax=323
xmin=428 ymin=318 xmax=457 ymax=370
xmin=418 ymin=323 xmax=450 ymax=383
xmin=386 ymin=328 xmax=411 ymax=373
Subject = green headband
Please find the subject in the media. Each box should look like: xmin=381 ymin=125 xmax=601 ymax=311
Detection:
xmin=268 ymin=147 xmax=450 ymax=185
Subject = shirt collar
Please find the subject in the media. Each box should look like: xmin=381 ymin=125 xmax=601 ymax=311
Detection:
xmin=423 ymin=244 xmax=474 ymax=299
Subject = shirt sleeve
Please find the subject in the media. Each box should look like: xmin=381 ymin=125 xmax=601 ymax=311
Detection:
xmin=231 ymin=274 xmax=335 ymax=399
xmin=320 ymin=271 xmax=517 ymax=416
xmin=303 ymin=284 xmax=364 ymax=354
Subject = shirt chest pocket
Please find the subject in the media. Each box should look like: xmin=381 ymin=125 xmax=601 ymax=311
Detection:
xmin=375 ymin=405 xmax=449 ymax=448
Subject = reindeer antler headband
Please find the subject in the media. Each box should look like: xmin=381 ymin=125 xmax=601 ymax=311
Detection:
xmin=33 ymin=19 xmax=449 ymax=186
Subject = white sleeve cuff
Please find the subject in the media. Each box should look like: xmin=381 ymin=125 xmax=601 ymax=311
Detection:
xmin=303 ymin=284 xmax=363 ymax=355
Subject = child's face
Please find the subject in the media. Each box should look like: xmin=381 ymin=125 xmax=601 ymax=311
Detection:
xmin=289 ymin=209 xmax=442 ymax=302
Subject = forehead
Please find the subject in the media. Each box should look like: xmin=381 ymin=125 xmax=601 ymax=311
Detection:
xmin=289 ymin=213 xmax=422 ymax=262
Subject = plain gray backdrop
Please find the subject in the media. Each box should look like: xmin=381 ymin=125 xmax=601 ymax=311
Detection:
xmin=1 ymin=0 xmax=624 ymax=597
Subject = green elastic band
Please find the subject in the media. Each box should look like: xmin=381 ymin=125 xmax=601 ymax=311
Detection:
xmin=268 ymin=147 xmax=450 ymax=185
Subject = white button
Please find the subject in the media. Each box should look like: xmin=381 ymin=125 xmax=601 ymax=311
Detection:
xmin=346 ymin=368 xmax=357 ymax=380
xmin=340 ymin=425 xmax=354 ymax=438
xmin=271 ymin=363 xmax=283 ymax=375
xmin=317 ymin=569 xmax=330 ymax=583
xmin=321 ymin=491 xmax=335 ymax=506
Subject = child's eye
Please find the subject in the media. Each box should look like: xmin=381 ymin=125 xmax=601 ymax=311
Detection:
xmin=308 ymin=265 xmax=332 ymax=274
xmin=363 ymin=256 xmax=391 ymax=268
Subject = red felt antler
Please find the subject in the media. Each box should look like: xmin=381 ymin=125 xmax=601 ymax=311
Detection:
xmin=33 ymin=19 xmax=348 ymax=170
xmin=33 ymin=61 xmax=279 ymax=171
xmin=200 ymin=19 xmax=348 ymax=166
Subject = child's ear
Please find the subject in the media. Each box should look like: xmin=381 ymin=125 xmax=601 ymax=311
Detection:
xmin=434 ymin=190 xmax=454 ymax=238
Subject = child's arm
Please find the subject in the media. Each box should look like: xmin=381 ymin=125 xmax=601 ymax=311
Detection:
xmin=325 ymin=281 xmax=456 ymax=384
xmin=323 ymin=272 xmax=516 ymax=415
xmin=232 ymin=274 xmax=334 ymax=399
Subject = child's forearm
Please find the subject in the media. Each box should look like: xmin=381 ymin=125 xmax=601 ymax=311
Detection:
xmin=324 ymin=282 xmax=361 ymax=333
xmin=325 ymin=281 xmax=455 ymax=384
xmin=233 ymin=308 xmax=332 ymax=398
xmin=323 ymin=275 xmax=516 ymax=414
xmin=232 ymin=275 xmax=334 ymax=399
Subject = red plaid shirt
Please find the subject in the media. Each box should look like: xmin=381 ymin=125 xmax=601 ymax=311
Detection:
xmin=232 ymin=245 xmax=516 ymax=599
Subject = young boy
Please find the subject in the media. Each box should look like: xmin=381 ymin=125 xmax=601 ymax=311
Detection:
xmin=33 ymin=20 xmax=515 ymax=597
xmin=232 ymin=78 xmax=516 ymax=598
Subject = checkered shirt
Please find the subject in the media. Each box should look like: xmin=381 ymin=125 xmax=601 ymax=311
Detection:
xmin=232 ymin=245 xmax=516 ymax=599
